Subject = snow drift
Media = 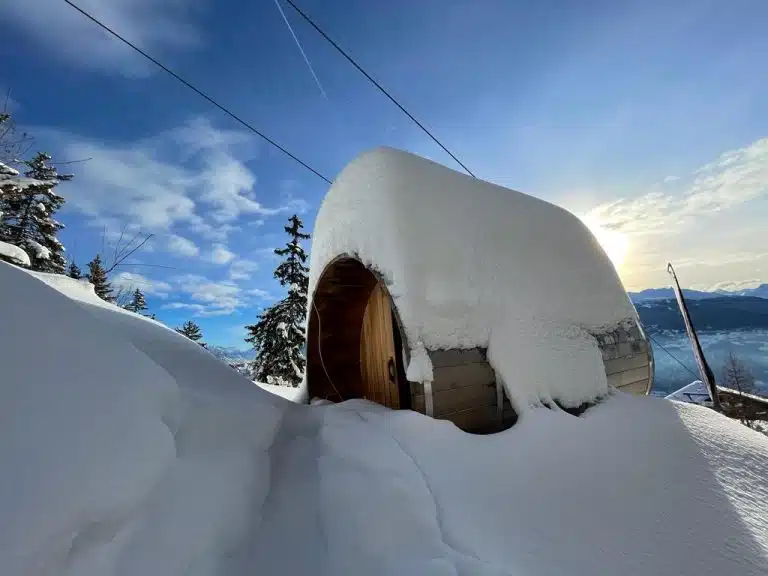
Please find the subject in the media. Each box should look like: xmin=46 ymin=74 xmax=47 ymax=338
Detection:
xmin=308 ymin=147 xmax=642 ymax=410
xmin=1 ymin=260 xmax=767 ymax=575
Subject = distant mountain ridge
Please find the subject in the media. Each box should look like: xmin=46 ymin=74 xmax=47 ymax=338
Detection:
xmin=207 ymin=345 xmax=255 ymax=364
xmin=630 ymin=283 xmax=768 ymax=303
xmin=635 ymin=296 xmax=768 ymax=332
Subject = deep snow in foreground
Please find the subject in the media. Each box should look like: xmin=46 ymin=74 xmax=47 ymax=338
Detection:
xmin=1 ymin=262 xmax=767 ymax=575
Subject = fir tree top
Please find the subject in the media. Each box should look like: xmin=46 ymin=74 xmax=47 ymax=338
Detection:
xmin=125 ymin=288 xmax=148 ymax=314
xmin=67 ymin=261 xmax=82 ymax=279
xmin=86 ymin=254 xmax=114 ymax=302
xmin=273 ymin=214 xmax=310 ymax=295
xmin=176 ymin=320 xmax=203 ymax=342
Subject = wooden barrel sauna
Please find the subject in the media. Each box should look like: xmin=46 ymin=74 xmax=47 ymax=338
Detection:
xmin=307 ymin=257 xmax=652 ymax=434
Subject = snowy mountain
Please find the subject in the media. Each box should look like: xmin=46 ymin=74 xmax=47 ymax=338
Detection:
xmin=721 ymin=283 xmax=768 ymax=299
xmin=207 ymin=345 xmax=255 ymax=364
xmin=2 ymin=261 xmax=768 ymax=575
xmin=630 ymin=284 xmax=768 ymax=303
xmin=635 ymin=295 xmax=768 ymax=332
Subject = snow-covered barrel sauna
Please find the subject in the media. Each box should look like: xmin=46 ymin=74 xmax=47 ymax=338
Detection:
xmin=306 ymin=147 xmax=653 ymax=433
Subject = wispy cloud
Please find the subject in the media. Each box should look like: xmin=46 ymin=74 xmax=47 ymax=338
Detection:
xmin=4 ymin=0 xmax=205 ymax=75
xmin=272 ymin=0 xmax=326 ymax=98
xmin=112 ymin=271 xmax=171 ymax=297
xmin=40 ymin=116 xmax=306 ymax=242
xmin=208 ymin=244 xmax=235 ymax=265
xmin=584 ymin=137 xmax=768 ymax=290
xmin=709 ymin=279 xmax=763 ymax=292
xmin=587 ymin=138 xmax=768 ymax=236
xmin=169 ymin=274 xmax=244 ymax=316
xmin=165 ymin=234 xmax=199 ymax=257
xmin=228 ymin=259 xmax=260 ymax=281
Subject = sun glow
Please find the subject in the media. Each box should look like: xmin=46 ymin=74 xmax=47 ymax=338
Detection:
xmin=582 ymin=217 xmax=629 ymax=271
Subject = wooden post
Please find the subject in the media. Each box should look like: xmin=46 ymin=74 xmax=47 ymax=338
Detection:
xmin=424 ymin=380 xmax=434 ymax=417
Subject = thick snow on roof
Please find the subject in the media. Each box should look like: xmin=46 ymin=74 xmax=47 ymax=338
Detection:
xmin=309 ymin=147 xmax=639 ymax=409
xmin=2 ymin=260 xmax=768 ymax=575
xmin=0 ymin=241 xmax=30 ymax=267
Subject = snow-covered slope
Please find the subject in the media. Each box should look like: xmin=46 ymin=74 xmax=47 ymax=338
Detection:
xmin=1 ymin=261 xmax=767 ymax=575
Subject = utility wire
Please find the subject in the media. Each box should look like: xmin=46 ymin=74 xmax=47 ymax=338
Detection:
xmin=646 ymin=331 xmax=701 ymax=380
xmin=63 ymin=0 xmax=332 ymax=184
xmin=282 ymin=0 xmax=477 ymax=178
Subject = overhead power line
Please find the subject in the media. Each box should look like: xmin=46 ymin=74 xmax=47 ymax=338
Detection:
xmin=282 ymin=0 xmax=477 ymax=178
xmin=646 ymin=331 xmax=700 ymax=381
xmin=63 ymin=0 xmax=332 ymax=184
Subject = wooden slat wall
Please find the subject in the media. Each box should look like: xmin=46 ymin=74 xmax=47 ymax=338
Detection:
xmin=410 ymin=347 xmax=512 ymax=433
xmin=595 ymin=322 xmax=653 ymax=395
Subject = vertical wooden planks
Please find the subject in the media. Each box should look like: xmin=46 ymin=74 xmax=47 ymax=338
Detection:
xmin=360 ymin=282 xmax=400 ymax=408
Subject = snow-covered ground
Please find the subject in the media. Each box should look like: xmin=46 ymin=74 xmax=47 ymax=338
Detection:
xmin=1 ymin=261 xmax=767 ymax=575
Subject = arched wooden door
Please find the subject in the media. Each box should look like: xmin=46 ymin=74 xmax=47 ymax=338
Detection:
xmin=360 ymin=282 xmax=400 ymax=408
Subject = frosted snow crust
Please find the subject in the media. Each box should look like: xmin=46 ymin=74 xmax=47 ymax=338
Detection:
xmin=308 ymin=148 xmax=638 ymax=410
xmin=1 ymin=261 xmax=767 ymax=575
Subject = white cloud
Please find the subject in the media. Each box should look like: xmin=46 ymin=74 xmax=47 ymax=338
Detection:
xmin=247 ymin=287 xmax=272 ymax=299
xmin=165 ymin=234 xmax=199 ymax=257
xmin=709 ymin=279 xmax=763 ymax=292
xmin=169 ymin=274 xmax=244 ymax=316
xmin=5 ymin=0 xmax=205 ymax=75
xmin=229 ymin=259 xmax=260 ymax=281
xmin=583 ymin=137 xmax=768 ymax=290
xmin=208 ymin=244 xmax=235 ymax=265
xmin=53 ymin=136 xmax=197 ymax=229
xmin=112 ymin=271 xmax=171 ymax=297
xmin=40 ymin=117 xmax=307 ymax=244
xmin=162 ymin=270 xmax=274 ymax=316
xmin=587 ymin=138 xmax=768 ymax=236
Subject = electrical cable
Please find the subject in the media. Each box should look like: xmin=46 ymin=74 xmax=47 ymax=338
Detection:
xmin=63 ymin=0 xmax=332 ymax=184
xmin=282 ymin=0 xmax=477 ymax=178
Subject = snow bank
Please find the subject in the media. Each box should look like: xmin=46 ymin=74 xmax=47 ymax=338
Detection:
xmin=0 ymin=240 xmax=30 ymax=266
xmin=1 ymin=260 xmax=767 ymax=575
xmin=254 ymin=380 xmax=306 ymax=402
xmin=309 ymin=148 xmax=638 ymax=410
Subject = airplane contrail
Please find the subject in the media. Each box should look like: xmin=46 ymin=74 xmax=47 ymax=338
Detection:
xmin=273 ymin=0 xmax=327 ymax=98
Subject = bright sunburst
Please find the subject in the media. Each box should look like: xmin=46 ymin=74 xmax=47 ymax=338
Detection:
xmin=582 ymin=216 xmax=629 ymax=270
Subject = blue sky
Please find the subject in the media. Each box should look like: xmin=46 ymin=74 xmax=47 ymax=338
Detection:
xmin=2 ymin=0 xmax=767 ymax=347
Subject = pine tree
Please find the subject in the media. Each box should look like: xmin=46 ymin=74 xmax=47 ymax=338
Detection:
xmin=67 ymin=261 xmax=82 ymax=279
xmin=176 ymin=320 xmax=203 ymax=342
xmin=0 ymin=152 xmax=72 ymax=273
xmin=86 ymin=254 xmax=114 ymax=302
xmin=125 ymin=288 xmax=147 ymax=314
xmin=245 ymin=214 xmax=310 ymax=387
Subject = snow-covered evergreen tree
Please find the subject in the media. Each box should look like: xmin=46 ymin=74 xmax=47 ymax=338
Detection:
xmin=86 ymin=254 xmax=114 ymax=302
xmin=125 ymin=288 xmax=147 ymax=314
xmin=176 ymin=320 xmax=203 ymax=342
xmin=0 ymin=152 xmax=71 ymax=273
xmin=245 ymin=214 xmax=310 ymax=387
xmin=67 ymin=261 xmax=82 ymax=279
